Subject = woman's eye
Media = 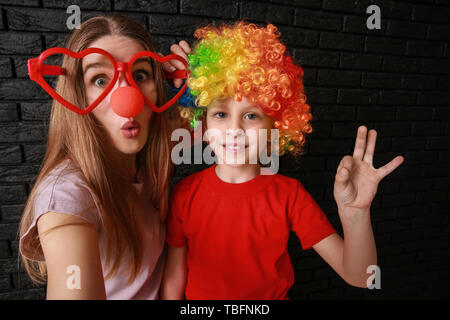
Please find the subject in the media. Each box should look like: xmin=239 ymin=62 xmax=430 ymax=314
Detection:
xmin=134 ymin=70 xmax=151 ymax=82
xmin=92 ymin=76 xmax=108 ymax=88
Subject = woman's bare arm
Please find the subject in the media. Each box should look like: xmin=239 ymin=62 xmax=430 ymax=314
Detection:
xmin=37 ymin=212 xmax=106 ymax=299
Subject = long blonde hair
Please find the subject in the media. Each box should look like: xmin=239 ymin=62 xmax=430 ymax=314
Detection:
xmin=19 ymin=14 xmax=174 ymax=284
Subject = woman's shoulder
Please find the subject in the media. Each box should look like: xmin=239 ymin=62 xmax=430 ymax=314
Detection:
xmin=34 ymin=158 xmax=100 ymax=224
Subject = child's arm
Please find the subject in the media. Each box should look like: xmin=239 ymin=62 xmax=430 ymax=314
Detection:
xmin=312 ymin=125 xmax=404 ymax=288
xmin=161 ymin=245 xmax=187 ymax=299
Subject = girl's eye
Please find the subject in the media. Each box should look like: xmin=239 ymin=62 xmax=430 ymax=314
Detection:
xmin=133 ymin=70 xmax=151 ymax=82
xmin=244 ymin=113 xmax=258 ymax=120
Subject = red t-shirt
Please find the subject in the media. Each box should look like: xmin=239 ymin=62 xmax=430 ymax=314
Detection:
xmin=166 ymin=164 xmax=336 ymax=300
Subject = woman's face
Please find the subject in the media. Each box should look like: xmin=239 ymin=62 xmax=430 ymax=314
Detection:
xmin=205 ymin=96 xmax=273 ymax=166
xmin=82 ymin=35 xmax=156 ymax=157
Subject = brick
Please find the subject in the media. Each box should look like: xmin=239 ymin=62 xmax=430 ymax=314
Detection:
xmin=434 ymin=107 xmax=450 ymax=120
xmin=294 ymin=48 xmax=339 ymax=68
xmin=379 ymin=90 xmax=416 ymax=106
xmin=377 ymin=218 xmax=411 ymax=233
xmin=340 ymin=52 xmax=382 ymax=71
xmin=378 ymin=0 xmax=413 ymax=20
xmin=0 ymin=223 xmax=18 ymax=241
xmin=181 ymin=0 xmax=237 ymax=18
xmin=0 ymin=103 xmax=18 ymax=121
xmin=115 ymin=0 xmax=176 ymax=13
xmin=271 ymin=0 xmax=321 ymax=9
xmin=322 ymin=0 xmax=370 ymax=14
xmin=43 ymin=33 xmax=69 ymax=49
xmin=358 ymin=106 xmax=395 ymax=121
xmin=386 ymin=20 xmax=427 ymax=39
xmin=0 ymin=145 xmax=22 ymax=164
xmin=391 ymin=137 xmax=427 ymax=151
xmin=365 ymin=36 xmax=406 ymax=55
xmin=295 ymin=8 xmax=342 ymax=31
xmin=412 ymin=122 xmax=446 ymax=136
xmin=343 ymin=15 xmax=384 ymax=35
xmin=439 ymin=150 xmax=450 ymax=162
xmin=416 ymin=189 xmax=449 ymax=203
xmin=43 ymin=0 xmax=110 ymax=10
xmin=7 ymin=7 xmax=69 ymax=32
xmin=382 ymin=56 xmax=420 ymax=73
xmin=414 ymin=4 xmax=450 ymax=24
xmin=313 ymin=105 xmax=355 ymax=121
xmin=403 ymin=74 xmax=439 ymax=90
xmin=317 ymin=70 xmax=360 ymax=87
xmin=426 ymin=137 xmax=450 ymax=150
xmin=406 ymin=41 xmax=445 ymax=58
xmin=309 ymin=139 xmax=354 ymax=155
xmin=319 ymin=31 xmax=364 ymax=51
xmin=0 ymin=205 xmax=24 ymax=222
xmin=0 ymin=185 xmax=27 ymax=203
xmin=434 ymin=177 xmax=450 ymax=190
xmin=399 ymin=178 xmax=433 ymax=192
xmin=397 ymin=106 xmax=433 ymax=121
xmin=0 ymin=58 xmax=13 ymax=78
xmin=0 ymin=288 xmax=45 ymax=299
xmin=362 ymin=72 xmax=402 ymax=89
xmin=240 ymin=2 xmax=294 ymax=24
xmin=0 ymin=0 xmax=38 ymax=5
xmin=418 ymin=91 xmax=450 ymax=105
xmin=338 ymin=89 xmax=378 ymax=105
xmin=437 ymin=75 xmax=450 ymax=90
xmin=0 ymin=32 xmax=41 ymax=55
xmin=0 ymin=79 xmax=48 ymax=100
xmin=21 ymin=102 xmax=52 ymax=121
xmin=0 ymin=165 xmax=40 ymax=183
xmin=428 ymin=24 xmax=450 ymax=42
xmin=305 ymin=87 xmax=337 ymax=104
xmin=0 ymin=123 xmax=47 ymax=143
xmin=277 ymin=25 xmax=317 ymax=48
xmin=0 ymin=9 xmax=3 ymax=30
xmin=149 ymin=14 xmax=210 ymax=37
xmin=372 ymin=122 xmax=411 ymax=137
xmin=0 ymin=241 xmax=9 ymax=258
xmin=0 ymin=274 xmax=11 ymax=293
xmin=421 ymin=58 xmax=450 ymax=75
xmin=403 ymin=151 xmax=438 ymax=165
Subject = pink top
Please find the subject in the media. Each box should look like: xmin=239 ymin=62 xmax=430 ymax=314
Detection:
xmin=19 ymin=159 xmax=166 ymax=300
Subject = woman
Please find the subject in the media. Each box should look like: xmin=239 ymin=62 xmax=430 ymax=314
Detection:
xmin=18 ymin=13 xmax=188 ymax=299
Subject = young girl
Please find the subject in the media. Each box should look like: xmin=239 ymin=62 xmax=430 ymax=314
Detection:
xmin=18 ymin=14 xmax=186 ymax=299
xmin=161 ymin=21 xmax=405 ymax=299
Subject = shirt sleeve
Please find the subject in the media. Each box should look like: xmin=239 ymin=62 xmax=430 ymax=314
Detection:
xmin=166 ymin=184 xmax=187 ymax=247
xmin=19 ymin=163 xmax=101 ymax=261
xmin=289 ymin=181 xmax=336 ymax=250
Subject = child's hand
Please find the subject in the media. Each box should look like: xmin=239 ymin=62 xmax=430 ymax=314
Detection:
xmin=333 ymin=125 xmax=404 ymax=219
xmin=158 ymin=40 xmax=191 ymax=88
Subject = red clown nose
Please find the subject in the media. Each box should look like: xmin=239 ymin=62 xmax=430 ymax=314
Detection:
xmin=110 ymin=86 xmax=144 ymax=118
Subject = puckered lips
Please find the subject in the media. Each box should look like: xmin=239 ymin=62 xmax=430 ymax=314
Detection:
xmin=120 ymin=120 xmax=141 ymax=138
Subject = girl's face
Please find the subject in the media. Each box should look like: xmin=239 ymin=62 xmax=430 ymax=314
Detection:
xmin=205 ymin=97 xmax=273 ymax=166
xmin=82 ymin=35 xmax=156 ymax=157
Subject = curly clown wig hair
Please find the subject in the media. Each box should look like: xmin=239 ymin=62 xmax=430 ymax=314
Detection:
xmin=175 ymin=21 xmax=314 ymax=157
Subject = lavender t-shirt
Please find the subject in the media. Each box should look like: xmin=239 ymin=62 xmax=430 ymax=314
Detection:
xmin=19 ymin=159 xmax=166 ymax=300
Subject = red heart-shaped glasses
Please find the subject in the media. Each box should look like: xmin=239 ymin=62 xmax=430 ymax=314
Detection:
xmin=27 ymin=47 xmax=189 ymax=115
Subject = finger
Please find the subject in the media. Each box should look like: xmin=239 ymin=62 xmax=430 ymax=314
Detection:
xmin=363 ymin=129 xmax=377 ymax=165
xmin=174 ymin=78 xmax=183 ymax=88
xmin=377 ymin=155 xmax=405 ymax=180
xmin=157 ymin=52 xmax=177 ymax=73
xmin=179 ymin=40 xmax=192 ymax=54
xmin=335 ymin=155 xmax=353 ymax=183
xmin=352 ymin=125 xmax=367 ymax=161
xmin=170 ymin=43 xmax=189 ymax=70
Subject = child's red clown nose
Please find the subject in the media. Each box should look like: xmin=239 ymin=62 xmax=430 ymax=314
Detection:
xmin=110 ymin=86 xmax=144 ymax=118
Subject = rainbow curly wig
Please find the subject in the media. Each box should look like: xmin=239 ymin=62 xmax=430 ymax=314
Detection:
xmin=176 ymin=21 xmax=314 ymax=157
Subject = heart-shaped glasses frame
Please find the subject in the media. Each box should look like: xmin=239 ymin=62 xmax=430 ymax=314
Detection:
xmin=27 ymin=47 xmax=189 ymax=114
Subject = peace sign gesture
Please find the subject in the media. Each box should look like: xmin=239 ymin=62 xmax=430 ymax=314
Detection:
xmin=333 ymin=126 xmax=404 ymax=217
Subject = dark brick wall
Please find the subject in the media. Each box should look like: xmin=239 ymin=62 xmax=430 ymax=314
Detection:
xmin=0 ymin=0 xmax=449 ymax=300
